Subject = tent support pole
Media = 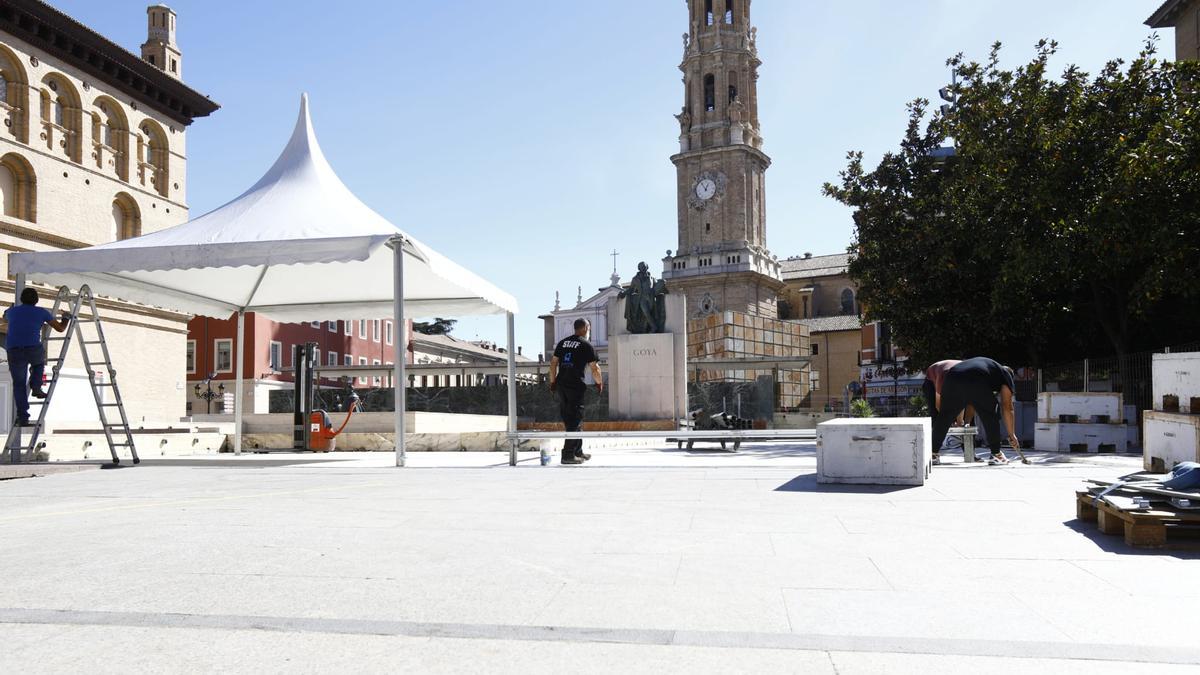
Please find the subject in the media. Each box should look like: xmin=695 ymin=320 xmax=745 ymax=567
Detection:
xmin=234 ymin=309 xmax=245 ymax=456
xmin=507 ymin=311 xmax=517 ymax=467
xmin=391 ymin=238 xmax=406 ymax=468
xmin=9 ymin=274 xmax=24 ymax=461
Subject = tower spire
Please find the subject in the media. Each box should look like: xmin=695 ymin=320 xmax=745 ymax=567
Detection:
xmin=664 ymin=0 xmax=782 ymax=319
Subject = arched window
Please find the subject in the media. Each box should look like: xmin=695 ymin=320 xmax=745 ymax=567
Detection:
xmin=728 ymin=71 xmax=738 ymax=103
xmin=38 ymin=74 xmax=81 ymax=163
xmin=703 ymin=74 xmax=715 ymax=112
xmin=0 ymin=152 xmax=36 ymax=222
xmin=725 ymin=0 xmax=735 ymax=25
xmin=0 ymin=46 xmax=29 ymax=143
xmin=841 ymin=288 xmax=856 ymax=315
xmin=111 ymin=192 xmax=141 ymax=240
xmin=91 ymin=97 xmax=130 ymax=181
xmin=705 ymin=0 xmax=714 ymax=25
xmin=138 ymin=119 xmax=170 ymax=197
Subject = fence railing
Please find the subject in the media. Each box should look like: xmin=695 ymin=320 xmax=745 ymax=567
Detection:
xmin=1037 ymin=341 xmax=1200 ymax=415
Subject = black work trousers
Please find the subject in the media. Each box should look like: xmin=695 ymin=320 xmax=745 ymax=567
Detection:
xmin=922 ymin=379 xmax=937 ymax=420
xmin=557 ymin=385 xmax=586 ymax=459
xmin=931 ymin=371 xmax=1002 ymax=456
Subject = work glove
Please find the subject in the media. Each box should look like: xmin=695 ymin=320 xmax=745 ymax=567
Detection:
xmin=549 ymin=380 xmax=557 ymax=393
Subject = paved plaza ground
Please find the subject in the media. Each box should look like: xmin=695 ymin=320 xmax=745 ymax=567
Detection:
xmin=1 ymin=443 xmax=1197 ymax=673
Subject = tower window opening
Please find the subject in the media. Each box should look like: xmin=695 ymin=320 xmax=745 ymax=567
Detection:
xmin=703 ymin=74 xmax=715 ymax=111
xmin=147 ymin=55 xmax=155 ymax=65
xmin=728 ymin=84 xmax=738 ymax=103
xmin=705 ymin=0 xmax=714 ymax=26
xmin=705 ymin=222 xmax=711 ymax=233
xmin=725 ymin=0 xmax=735 ymax=25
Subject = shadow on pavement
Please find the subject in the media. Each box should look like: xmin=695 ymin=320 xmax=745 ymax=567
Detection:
xmin=774 ymin=473 xmax=916 ymax=494
xmin=1062 ymin=519 xmax=1200 ymax=558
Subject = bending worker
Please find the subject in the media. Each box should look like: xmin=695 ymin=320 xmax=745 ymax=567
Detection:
xmin=930 ymin=357 xmax=1020 ymax=465
xmin=548 ymin=318 xmax=603 ymax=465
xmin=922 ymin=359 xmax=960 ymax=421
xmin=3 ymin=288 xmax=70 ymax=426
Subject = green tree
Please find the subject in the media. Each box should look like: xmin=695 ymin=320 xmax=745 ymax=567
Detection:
xmin=823 ymin=38 xmax=1200 ymax=367
xmin=412 ymin=318 xmax=457 ymax=336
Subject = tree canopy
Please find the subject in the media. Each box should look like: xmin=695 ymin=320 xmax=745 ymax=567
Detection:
xmin=823 ymin=38 xmax=1200 ymax=367
xmin=412 ymin=318 xmax=457 ymax=336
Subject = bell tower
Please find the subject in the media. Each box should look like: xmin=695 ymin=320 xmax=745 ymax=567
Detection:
xmin=141 ymin=4 xmax=182 ymax=79
xmin=663 ymin=0 xmax=782 ymax=319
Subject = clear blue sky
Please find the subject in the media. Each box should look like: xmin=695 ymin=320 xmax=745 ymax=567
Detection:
xmin=53 ymin=0 xmax=1171 ymax=356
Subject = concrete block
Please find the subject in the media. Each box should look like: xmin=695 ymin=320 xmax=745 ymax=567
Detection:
xmin=1033 ymin=421 xmax=1127 ymax=452
xmin=816 ymin=417 xmax=931 ymax=486
xmin=1143 ymin=410 xmax=1200 ymax=472
xmin=1037 ymin=392 xmax=1122 ymax=422
xmin=1152 ymin=352 xmax=1200 ymax=412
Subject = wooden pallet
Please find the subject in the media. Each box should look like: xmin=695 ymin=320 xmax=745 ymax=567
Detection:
xmin=1075 ymin=490 xmax=1200 ymax=548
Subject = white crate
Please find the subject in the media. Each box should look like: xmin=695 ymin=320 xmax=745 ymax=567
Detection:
xmin=1036 ymin=392 xmax=1122 ymax=422
xmin=817 ymin=418 xmax=931 ymax=486
xmin=1143 ymin=411 xmax=1200 ymax=472
xmin=1152 ymin=352 xmax=1200 ymax=412
xmin=1033 ymin=422 xmax=1127 ymax=453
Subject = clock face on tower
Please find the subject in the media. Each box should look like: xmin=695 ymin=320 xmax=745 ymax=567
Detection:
xmin=687 ymin=171 xmax=726 ymax=210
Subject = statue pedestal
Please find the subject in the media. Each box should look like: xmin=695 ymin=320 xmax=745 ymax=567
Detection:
xmin=607 ymin=295 xmax=688 ymax=422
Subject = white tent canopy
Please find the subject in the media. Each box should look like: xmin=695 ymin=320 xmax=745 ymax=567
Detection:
xmin=9 ymin=95 xmax=520 ymax=466
xmin=10 ymin=94 xmax=516 ymax=322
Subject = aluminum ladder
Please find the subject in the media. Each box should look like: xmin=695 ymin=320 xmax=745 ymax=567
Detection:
xmin=4 ymin=285 xmax=139 ymax=465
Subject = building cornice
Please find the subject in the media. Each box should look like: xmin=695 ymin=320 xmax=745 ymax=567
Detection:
xmin=1145 ymin=0 xmax=1194 ymax=27
xmin=670 ymin=143 xmax=771 ymax=168
xmin=0 ymin=0 xmax=220 ymax=125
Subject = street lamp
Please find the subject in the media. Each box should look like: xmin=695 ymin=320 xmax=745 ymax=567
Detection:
xmin=933 ymin=70 xmax=959 ymax=163
xmin=194 ymin=372 xmax=225 ymax=414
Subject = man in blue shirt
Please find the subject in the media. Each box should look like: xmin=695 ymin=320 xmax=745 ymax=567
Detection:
xmin=3 ymin=288 xmax=69 ymax=425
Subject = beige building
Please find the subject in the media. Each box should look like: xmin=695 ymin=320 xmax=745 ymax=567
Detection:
xmin=411 ymin=333 xmax=535 ymax=388
xmin=779 ymin=253 xmax=861 ymax=411
xmin=0 ymin=2 xmax=217 ymax=426
xmin=1146 ymin=0 xmax=1200 ymax=61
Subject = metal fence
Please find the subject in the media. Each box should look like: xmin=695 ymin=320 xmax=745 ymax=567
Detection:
xmin=1037 ymin=341 xmax=1200 ymax=415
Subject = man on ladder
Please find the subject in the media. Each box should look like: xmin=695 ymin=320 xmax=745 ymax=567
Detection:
xmin=4 ymin=284 xmax=138 ymax=466
xmin=3 ymin=288 xmax=70 ymax=426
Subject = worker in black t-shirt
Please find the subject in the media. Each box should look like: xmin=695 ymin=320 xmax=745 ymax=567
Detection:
xmin=931 ymin=357 xmax=1020 ymax=465
xmin=549 ymin=318 xmax=603 ymax=465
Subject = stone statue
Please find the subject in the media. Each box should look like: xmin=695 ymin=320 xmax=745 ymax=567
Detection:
xmin=675 ymin=106 xmax=692 ymax=133
xmin=618 ymin=262 xmax=669 ymax=334
xmin=729 ymin=99 xmax=746 ymax=123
